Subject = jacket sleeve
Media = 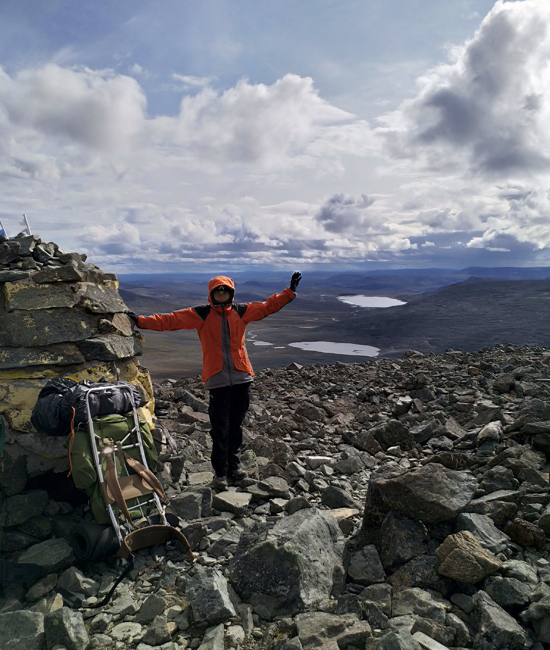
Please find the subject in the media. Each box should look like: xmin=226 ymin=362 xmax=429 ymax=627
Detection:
xmin=137 ymin=307 xmax=204 ymax=331
xmin=242 ymin=286 xmax=295 ymax=324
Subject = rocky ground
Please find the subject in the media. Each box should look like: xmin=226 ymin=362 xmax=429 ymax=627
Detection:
xmin=2 ymin=343 xmax=550 ymax=649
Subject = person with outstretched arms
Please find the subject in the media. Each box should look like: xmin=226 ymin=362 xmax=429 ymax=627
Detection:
xmin=129 ymin=272 xmax=302 ymax=489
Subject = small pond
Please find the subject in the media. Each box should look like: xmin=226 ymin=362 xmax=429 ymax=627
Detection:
xmin=289 ymin=341 xmax=379 ymax=357
xmin=338 ymin=295 xmax=406 ymax=308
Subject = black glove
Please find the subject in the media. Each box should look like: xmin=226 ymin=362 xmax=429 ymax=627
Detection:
xmin=127 ymin=311 xmax=139 ymax=326
xmin=290 ymin=271 xmax=302 ymax=292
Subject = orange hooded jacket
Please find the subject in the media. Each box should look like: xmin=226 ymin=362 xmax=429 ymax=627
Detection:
xmin=137 ymin=275 xmax=295 ymax=383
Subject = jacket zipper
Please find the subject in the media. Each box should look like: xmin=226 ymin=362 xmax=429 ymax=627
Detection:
xmin=221 ymin=307 xmax=233 ymax=387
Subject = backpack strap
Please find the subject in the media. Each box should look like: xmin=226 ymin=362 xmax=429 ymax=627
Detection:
xmin=232 ymin=303 xmax=248 ymax=318
xmin=66 ymin=408 xmax=76 ymax=478
xmin=123 ymin=452 xmax=167 ymax=502
xmin=102 ymin=451 xmax=134 ymax=527
xmin=89 ymin=557 xmax=135 ymax=608
xmin=194 ymin=305 xmax=211 ymax=321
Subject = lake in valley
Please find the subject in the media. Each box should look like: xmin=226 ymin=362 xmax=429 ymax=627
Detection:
xmin=338 ymin=295 xmax=406 ymax=308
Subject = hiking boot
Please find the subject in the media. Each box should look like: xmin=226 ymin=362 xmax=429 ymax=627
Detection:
xmin=214 ymin=475 xmax=228 ymax=490
xmin=230 ymin=468 xmax=247 ymax=481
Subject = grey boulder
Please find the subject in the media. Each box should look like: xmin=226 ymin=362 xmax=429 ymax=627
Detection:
xmin=186 ymin=567 xmax=237 ymax=625
xmin=295 ymin=611 xmax=371 ymax=649
xmin=472 ymin=589 xmax=533 ymax=649
xmin=18 ymin=538 xmax=75 ymax=573
xmin=374 ymin=463 xmax=477 ymax=524
xmin=347 ymin=544 xmax=385 ymax=586
xmin=44 ymin=607 xmax=89 ymax=650
xmin=229 ymin=508 xmax=345 ymax=617
xmin=0 ymin=610 xmax=45 ymax=650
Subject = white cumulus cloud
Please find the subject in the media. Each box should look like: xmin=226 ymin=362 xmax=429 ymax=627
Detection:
xmin=315 ymin=193 xmax=375 ymax=233
xmin=378 ymin=0 xmax=550 ymax=177
xmin=374 ymin=0 xmax=550 ymax=260
xmin=0 ymin=64 xmax=147 ymax=151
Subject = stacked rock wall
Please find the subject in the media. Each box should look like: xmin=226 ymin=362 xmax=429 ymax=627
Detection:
xmin=0 ymin=232 xmax=154 ymax=481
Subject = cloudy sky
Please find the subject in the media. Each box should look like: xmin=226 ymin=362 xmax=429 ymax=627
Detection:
xmin=0 ymin=0 xmax=548 ymax=272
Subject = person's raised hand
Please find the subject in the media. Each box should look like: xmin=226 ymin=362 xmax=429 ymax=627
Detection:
xmin=290 ymin=271 xmax=302 ymax=292
xmin=127 ymin=311 xmax=139 ymax=326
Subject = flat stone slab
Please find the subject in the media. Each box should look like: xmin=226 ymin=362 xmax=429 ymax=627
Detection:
xmin=327 ymin=507 xmax=360 ymax=521
xmin=19 ymin=538 xmax=75 ymax=573
xmin=0 ymin=269 xmax=32 ymax=282
xmin=257 ymin=476 xmax=291 ymax=498
xmin=32 ymin=266 xmax=86 ymax=283
xmin=456 ymin=512 xmax=510 ymax=554
xmin=244 ymin=483 xmax=271 ymax=502
xmin=305 ymin=456 xmax=334 ymax=469
xmin=376 ymin=462 xmax=477 ymax=524
xmin=467 ymin=490 xmax=521 ymax=504
xmin=0 ymin=308 xmax=91 ymax=346
xmin=180 ymin=409 xmax=210 ymax=424
xmin=74 ymin=282 xmax=128 ymax=313
xmin=111 ymin=621 xmax=143 ymax=642
xmin=212 ymin=491 xmax=252 ymax=515
xmin=188 ymin=471 xmax=214 ymax=486
xmin=3 ymin=281 xmax=77 ymax=311
xmin=76 ymin=335 xmax=142 ymax=361
xmin=413 ymin=631 xmax=451 ymax=650
xmin=0 ymin=344 xmax=85 ymax=369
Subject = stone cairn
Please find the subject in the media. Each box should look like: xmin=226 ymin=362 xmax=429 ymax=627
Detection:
xmin=0 ymin=231 xmax=154 ymax=484
xmin=1 ymin=244 xmax=550 ymax=650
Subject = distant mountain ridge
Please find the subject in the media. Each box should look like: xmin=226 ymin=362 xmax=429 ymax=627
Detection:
xmin=322 ymin=277 xmax=550 ymax=357
xmin=118 ymin=269 xmax=550 ymax=378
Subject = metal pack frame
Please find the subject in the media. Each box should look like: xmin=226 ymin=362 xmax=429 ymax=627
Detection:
xmin=83 ymin=384 xmax=168 ymax=546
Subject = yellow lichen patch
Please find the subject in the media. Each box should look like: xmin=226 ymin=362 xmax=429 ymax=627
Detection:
xmin=123 ymin=361 xmax=155 ymax=416
xmin=3 ymin=282 xmax=19 ymax=303
xmin=0 ymin=379 xmax=49 ymax=430
xmin=0 ymin=368 xmax=58 ymax=380
xmin=66 ymin=362 xmax=118 ymax=383
xmin=137 ymin=406 xmax=154 ymax=428
xmin=124 ymin=360 xmax=139 ymax=381
xmin=5 ymin=408 xmax=35 ymax=432
xmin=3 ymin=281 xmax=76 ymax=311
xmin=0 ymin=379 xmax=48 ymax=410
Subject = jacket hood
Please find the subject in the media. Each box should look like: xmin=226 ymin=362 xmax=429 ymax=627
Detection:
xmin=208 ymin=275 xmax=235 ymax=306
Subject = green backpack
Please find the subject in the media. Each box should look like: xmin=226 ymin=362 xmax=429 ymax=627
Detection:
xmin=69 ymin=413 xmax=158 ymax=525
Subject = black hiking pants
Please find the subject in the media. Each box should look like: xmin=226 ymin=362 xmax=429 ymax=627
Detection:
xmin=208 ymin=382 xmax=250 ymax=477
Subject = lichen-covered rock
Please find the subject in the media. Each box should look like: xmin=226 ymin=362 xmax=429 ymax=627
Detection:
xmin=435 ymin=530 xmax=502 ymax=584
xmin=0 ymin=308 xmax=91 ymax=346
xmin=506 ymin=518 xmax=547 ymax=551
xmin=0 ymin=344 xmax=85 ymax=369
